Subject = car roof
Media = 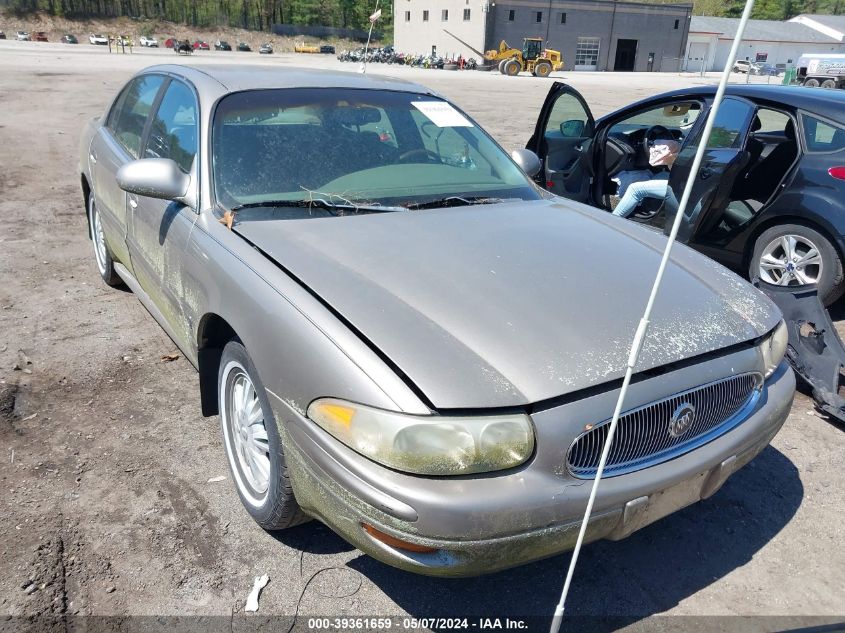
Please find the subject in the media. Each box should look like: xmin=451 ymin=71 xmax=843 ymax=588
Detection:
xmin=142 ymin=64 xmax=436 ymax=98
xmin=642 ymin=84 xmax=845 ymax=121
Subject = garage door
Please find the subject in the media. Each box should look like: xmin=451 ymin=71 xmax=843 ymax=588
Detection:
xmin=686 ymin=42 xmax=709 ymax=71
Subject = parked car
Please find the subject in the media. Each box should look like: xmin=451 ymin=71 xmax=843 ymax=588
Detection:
xmin=732 ymin=60 xmax=758 ymax=73
xmin=192 ymin=40 xmax=210 ymax=50
xmin=237 ymin=41 xmax=251 ymax=52
xmin=32 ymin=31 xmax=48 ymax=42
xmin=528 ymin=83 xmax=845 ymax=304
xmin=259 ymin=42 xmax=273 ymax=54
xmin=79 ymin=65 xmax=793 ymax=576
xmin=320 ymin=44 xmax=335 ymax=54
xmin=214 ymin=40 xmax=232 ymax=51
xmin=89 ymin=33 xmax=108 ymax=45
xmin=61 ymin=34 xmax=79 ymax=44
xmin=164 ymin=38 xmax=176 ymax=48
xmin=755 ymin=64 xmax=783 ymax=77
xmin=16 ymin=31 xmax=31 ymax=41
xmin=139 ymin=36 xmax=158 ymax=47
xmin=0 ymin=31 xmax=6 ymax=40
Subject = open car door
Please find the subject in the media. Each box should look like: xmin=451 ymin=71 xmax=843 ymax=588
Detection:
xmin=664 ymin=97 xmax=756 ymax=243
xmin=527 ymin=82 xmax=596 ymax=202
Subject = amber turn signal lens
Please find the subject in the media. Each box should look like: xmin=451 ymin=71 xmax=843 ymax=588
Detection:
xmin=362 ymin=523 xmax=438 ymax=553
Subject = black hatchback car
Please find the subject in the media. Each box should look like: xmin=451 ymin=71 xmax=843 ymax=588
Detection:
xmin=528 ymin=84 xmax=845 ymax=304
xmin=214 ymin=40 xmax=232 ymax=51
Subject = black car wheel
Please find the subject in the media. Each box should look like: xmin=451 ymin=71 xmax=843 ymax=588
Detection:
xmin=750 ymin=223 xmax=844 ymax=305
xmin=804 ymin=78 xmax=820 ymax=87
xmin=218 ymin=340 xmax=307 ymax=530
xmin=821 ymin=79 xmax=837 ymax=89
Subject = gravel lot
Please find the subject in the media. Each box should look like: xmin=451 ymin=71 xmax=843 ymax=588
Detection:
xmin=1 ymin=40 xmax=844 ymax=631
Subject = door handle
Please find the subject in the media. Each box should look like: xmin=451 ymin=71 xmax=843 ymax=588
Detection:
xmin=128 ymin=196 xmax=138 ymax=209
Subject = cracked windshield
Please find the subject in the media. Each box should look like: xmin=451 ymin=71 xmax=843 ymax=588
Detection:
xmin=212 ymin=88 xmax=540 ymax=214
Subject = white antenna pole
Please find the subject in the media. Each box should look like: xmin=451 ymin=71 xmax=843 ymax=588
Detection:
xmin=549 ymin=0 xmax=756 ymax=631
xmin=361 ymin=0 xmax=380 ymax=73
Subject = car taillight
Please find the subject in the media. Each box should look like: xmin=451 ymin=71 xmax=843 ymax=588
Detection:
xmin=830 ymin=167 xmax=845 ymax=181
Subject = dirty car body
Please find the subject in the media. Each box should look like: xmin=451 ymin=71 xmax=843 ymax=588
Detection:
xmin=79 ymin=65 xmax=794 ymax=576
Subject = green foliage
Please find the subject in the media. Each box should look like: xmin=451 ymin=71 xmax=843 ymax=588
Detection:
xmin=696 ymin=0 xmax=843 ymax=17
xmin=0 ymin=0 xmax=394 ymax=34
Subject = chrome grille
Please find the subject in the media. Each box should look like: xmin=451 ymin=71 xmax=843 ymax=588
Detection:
xmin=566 ymin=372 xmax=763 ymax=479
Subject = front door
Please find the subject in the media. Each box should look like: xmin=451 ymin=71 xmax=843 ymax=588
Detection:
xmin=527 ymin=82 xmax=596 ymax=202
xmin=665 ymin=97 xmax=756 ymax=243
xmin=127 ymin=77 xmax=200 ymax=352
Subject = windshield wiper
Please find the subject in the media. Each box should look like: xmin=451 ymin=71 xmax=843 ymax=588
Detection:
xmin=403 ymin=196 xmax=506 ymax=211
xmin=229 ymin=198 xmax=405 ymax=215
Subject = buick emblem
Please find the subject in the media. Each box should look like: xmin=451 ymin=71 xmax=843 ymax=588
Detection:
xmin=669 ymin=403 xmax=696 ymax=438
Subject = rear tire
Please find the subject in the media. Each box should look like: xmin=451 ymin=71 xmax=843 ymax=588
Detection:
xmin=750 ymin=223 xmax=845 ymax=306
xmin=804 ymin=78 xmax=820 ymax=87
xmin=504 ymin=59 xmax=521 ymax=76
xmin=87 ymin=195 xmax=122 ymax=287
xmin=219 ymin=340 xmax=308 ymax=530
xmin=821 ymin=79 xmax=837 ymax=89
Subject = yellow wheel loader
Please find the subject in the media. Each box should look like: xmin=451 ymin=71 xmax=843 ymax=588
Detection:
xmin=486 ymin=38 xmax=564 ymax=77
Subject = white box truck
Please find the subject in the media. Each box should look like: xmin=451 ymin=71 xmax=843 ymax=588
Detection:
xmin=796 ymin=53 xmax=845 ymax=89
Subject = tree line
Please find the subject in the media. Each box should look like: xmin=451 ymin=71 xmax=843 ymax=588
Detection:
xmin=0 ymin=0 xmax=840 ymax=33
xmin=0 ymin=0 xmax=394 ymax=33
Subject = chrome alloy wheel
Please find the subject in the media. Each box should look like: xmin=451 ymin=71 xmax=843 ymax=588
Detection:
xmin=221 ymin=361 xmax=271 ymax=506
xmin=758 ymin=234 xmax=823 ymax=286
xmin=89 ymin=197 xmax=108 ymax=275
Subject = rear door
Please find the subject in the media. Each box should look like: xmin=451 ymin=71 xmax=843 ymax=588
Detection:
xmin=527 ymin=83 xmax=596 ymax=202
xmin=90 ymin=74 xmax=166 ymax=269
xmin=665 ymin=97 xmax=756 ymax=243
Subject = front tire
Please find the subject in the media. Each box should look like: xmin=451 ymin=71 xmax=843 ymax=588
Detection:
xmin=504 ymin=59 xmax=521 ymax=76
xmin=88 ymin=195 xmax=122 ymax=286
xmin=821 ymin=79 xmax=837 ymax=89
xmin=219 ymin=340 xmax=307 ymax=530
xmin=750 ymin=223 xmax=845 ymax=305
xmin=804 ymin=78 xmax=820 ymax=87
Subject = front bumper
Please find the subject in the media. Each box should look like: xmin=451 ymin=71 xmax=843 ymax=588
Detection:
xmin=271 ymin=354 xmax=794 ymax=577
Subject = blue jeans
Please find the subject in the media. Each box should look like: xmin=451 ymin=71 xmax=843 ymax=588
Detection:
xmin=613 ymin=179 xmax=669 ymax=218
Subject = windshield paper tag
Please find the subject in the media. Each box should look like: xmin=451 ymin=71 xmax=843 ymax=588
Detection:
xmin=412 ymin=101 xmax=473 ymax=127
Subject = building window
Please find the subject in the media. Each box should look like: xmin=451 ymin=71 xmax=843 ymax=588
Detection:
xmin=463 ymin=8 xmax=471 ymax=20
xmin=442 ymin=9 xmax=448 ymax=21
xmin=560 ymin=12 xmax=567 ymax=24
xmin=535 ymin=11 xmax=543 ymax=22
xmin=674 ymin=19 xmax=679 ymax=29
xmin=422 ymin=9 xmax=429 ymax=21
xmin=508 ymin=9 xmax=515 ymax=21
xmin=574 ymin=37 xmax=601 ymax=69
xmin=405 ymin=10 xmax=410 ymax=21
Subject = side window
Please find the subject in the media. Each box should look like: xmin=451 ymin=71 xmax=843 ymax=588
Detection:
xmin=544 ymin=92 xmax=593 ymax=139
xmin=802 ymin=115 xmax=845 ymax=153
xmin=707 ymin=98 xmax=753 ymax=149
xmin=145 ymin=80 xmax=199 ymax=172
xmin=107 ymin=75 xmax=165 ymax=159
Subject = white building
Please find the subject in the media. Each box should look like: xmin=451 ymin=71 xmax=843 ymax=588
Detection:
xmin=684 ymin=15 xmax=845 ymax=72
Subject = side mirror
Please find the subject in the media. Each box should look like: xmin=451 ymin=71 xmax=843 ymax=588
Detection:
xmin=511 ymin=148 xmax=542 ymax=178
xmin=116 ymin=158 xmax=190 ymax=203
xmin=560 ymin=119 xmax=586 ymax=138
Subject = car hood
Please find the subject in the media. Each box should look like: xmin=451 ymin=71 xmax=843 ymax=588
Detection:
xmin=234 ymin=199 xmax=780 ymax=410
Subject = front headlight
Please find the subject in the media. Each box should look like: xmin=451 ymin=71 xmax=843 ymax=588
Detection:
xmin=760 ymin=319 xmax=788 ymax=378
xmin=306 ymin=398 xmax=534 ymax=476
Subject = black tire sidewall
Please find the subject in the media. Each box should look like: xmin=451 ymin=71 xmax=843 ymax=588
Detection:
xmin=218 ymin=340 xmax=301 ymax=529
xmin=750 ymin=223 xmax=844 ymax=305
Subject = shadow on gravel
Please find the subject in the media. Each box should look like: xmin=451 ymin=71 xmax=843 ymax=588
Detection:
xmin=347 ymin=446 xmax=802 ymax=628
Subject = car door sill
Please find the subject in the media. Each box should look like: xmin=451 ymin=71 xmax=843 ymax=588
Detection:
xmin=114 ymin=262 xmax=197 ymax=370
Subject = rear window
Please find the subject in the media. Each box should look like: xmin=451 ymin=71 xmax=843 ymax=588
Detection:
xmin=802 ymin=114 xmax=845 ymax=153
